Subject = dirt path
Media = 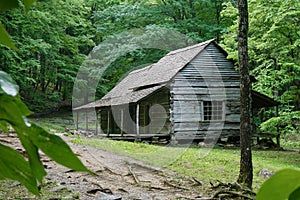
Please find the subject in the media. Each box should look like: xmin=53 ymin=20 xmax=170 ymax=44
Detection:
xmin=2 ymin=133 xmax=205 ymax=200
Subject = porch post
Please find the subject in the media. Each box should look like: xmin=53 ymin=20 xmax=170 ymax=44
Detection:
xmin=85 ymin=111 xmax=88 ymax=131
xmin=136 ymin=104 xmax=140 ymax=138
xmin=76 ymin=111 xmax=79 ymax=131
xmin=107 ymin=110 xmax=110 ymax=137
xmin=96 ymin=110 xmax=99 ymax=135
xmin=121 ymin=108 xmax=124 ymax=137
xmin=275 ymin=105 xmax=280 ymax=147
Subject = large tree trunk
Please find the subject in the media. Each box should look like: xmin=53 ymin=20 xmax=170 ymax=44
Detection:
xmin=237 ymin=0 xmax=253 ymax=189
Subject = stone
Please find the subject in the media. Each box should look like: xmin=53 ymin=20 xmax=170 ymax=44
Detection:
xmin=258 ymin=168 xmax=275 ymax=179
xmin=63 ymin=195 xmax=74 ymax=200
xmin=50 ymin=185 xmax=68 ymax=192
xmin=96 ymin=192 xmax=122 ymax=200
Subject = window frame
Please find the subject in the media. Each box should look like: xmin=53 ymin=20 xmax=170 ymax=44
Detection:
xmin=201 ymin=101 xmax=225 ymax=122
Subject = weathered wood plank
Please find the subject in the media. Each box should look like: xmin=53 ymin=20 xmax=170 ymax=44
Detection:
xmin=173 ymin=122 xmax=239 ymax=131
xmin=170 ymin=43 xmax=241 ymax=140
xmin=171 ymin=87 xmax=227 ymax=95
xmin=172 ymin=95 xmax=234 ymax=101
xmin=174 ymin=129 xmax=240 ymax=140
xmin=225 ymin=114 xmax=240 ymax=122
xmin=172 ymin=81 xmax=240 ymax=87
xmin=172 ymin=113 xmax=202 ymax=121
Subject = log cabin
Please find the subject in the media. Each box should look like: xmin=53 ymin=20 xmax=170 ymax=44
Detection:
xmin=74 ymin=39 xmax=278 ymax=142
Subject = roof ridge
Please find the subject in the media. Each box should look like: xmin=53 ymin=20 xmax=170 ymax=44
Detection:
xmin=128 ymin=39 xmax=215 ymax=76
xmin=128 ymin=63 xmax=154 ymax=74
xmin=166 ymin=39 xmax=215 ymax=56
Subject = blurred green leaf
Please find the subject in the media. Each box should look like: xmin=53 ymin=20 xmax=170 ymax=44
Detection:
xmin=0 ymin=0 xmax=19 ymax=11
xmin=0 ymin=0 xmax=36 ymax=12
xmin=289 ymin=187 xmax=300 ymax=200
xmin=0 ymin=120 xmax=9 ymax=133
xmin=0 ymin=23 xmax=17 ymax=50
xmin=0 ymin=143 xmax=39 ymax=195
xmin=0 ymin=91 xmax=89 ymax=193
xmin=0 ymin=94 xmax=32 ymax=127
xmin=0 ymin=71 xmax=19 ymax=96
xmin=17 ymin=130 xmax=47 ymax=183
xmin=27 ymin=124 xmax=89 ymax=172
xmin=257 ymin=169 xmax=300 ymax=200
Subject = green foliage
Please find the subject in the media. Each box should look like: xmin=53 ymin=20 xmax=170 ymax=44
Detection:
xmin=1 ymin=0 xmax=239 ymax=111
xmin=221 ymin=0 xmax=300 ymax=136
xmin=0 ymin=0 xmax=95 ymax=112
xmin=0 ymin=0 xmax=37 ymax=50
xmin=260 ymin=111 xmax=300 ymax=135
xmin=280 ymin=132 xmax=300 ymax=149
xmin=257 ymin=169 xmax=300 ymax=200
xmin=0 ymin=71 xmax=89 ymax=195
xmin=93 ymin=0 xmax=232 ymax=43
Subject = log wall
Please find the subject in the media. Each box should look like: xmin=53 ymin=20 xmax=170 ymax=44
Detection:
xmin=170 ymin=43 xmax=240 ymax=140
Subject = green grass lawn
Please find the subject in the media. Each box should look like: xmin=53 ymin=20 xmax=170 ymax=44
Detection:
xmin=72 ymin=137 xmax=300 ymax=193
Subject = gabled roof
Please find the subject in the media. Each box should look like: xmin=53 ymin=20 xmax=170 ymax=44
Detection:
xmin=74 ymin=39 xmax=279 ymax=111
xmin=74 ymin=39 xmax=216 ymax=110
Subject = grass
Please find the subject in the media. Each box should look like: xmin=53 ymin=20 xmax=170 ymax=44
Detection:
xmin=30 ymin=114 xmax=74 ymax=133
xmin=280 ymin=133 xmax=300 ymax=149
xmin=72 ymin=137 xmax=300 ymax=193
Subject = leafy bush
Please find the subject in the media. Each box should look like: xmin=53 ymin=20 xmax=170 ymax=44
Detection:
xmin=260 ymin=111 xmax=300 ymax=135
xmin=23 ymin=90 xmax=62 ymax=113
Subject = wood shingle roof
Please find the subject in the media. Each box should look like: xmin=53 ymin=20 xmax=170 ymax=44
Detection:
xmin=74 ymin=39 xmax=214 ymax=110
xmin=74 ymin=39 xmax=279 ymax=111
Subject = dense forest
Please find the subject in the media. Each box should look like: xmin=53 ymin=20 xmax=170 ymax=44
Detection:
xmin=0 ymin=0 xmax=299 ymax=136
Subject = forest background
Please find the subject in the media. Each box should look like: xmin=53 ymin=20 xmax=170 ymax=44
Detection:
xmin=0 ymin=0 xmax=299 ymax=137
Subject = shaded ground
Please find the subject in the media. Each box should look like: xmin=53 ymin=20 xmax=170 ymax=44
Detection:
xmin=1 ymin=133 xmax=205 ymax=200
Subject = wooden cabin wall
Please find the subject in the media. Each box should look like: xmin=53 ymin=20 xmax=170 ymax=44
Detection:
xmin=99 ymin=88 xmax=171 ymax=135
xmin=170 ymin=43 xmax=241 ymax=140
xmin=100 ymin=106 xmax=134 ymax=135
xmin=139 ymin=88 xmax=171 ymax=135
xmin=100 ymin=108 xmax=109 ymax=134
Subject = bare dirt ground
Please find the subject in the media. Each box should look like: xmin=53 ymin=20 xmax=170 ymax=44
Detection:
xmin=1 ymin=133 xmax=206 ymax=200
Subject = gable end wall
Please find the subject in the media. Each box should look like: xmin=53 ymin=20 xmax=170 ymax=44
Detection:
xmin=170 ymin=43 xmax=240 ymax=140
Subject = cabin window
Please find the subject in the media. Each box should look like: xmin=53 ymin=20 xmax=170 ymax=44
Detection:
xmin=203 ymin=101 xmax=224 ymax=121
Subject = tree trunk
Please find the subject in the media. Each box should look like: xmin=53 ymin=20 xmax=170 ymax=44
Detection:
xmin=237 ymin=0 xmax=253 ymax=189
xmin=188 ymin=0 xmax=195 ymax=18
xmin=214 ymin=0 xmax=222 ymax=42
xmin=273 ymin=57 xmax=281 ymax=148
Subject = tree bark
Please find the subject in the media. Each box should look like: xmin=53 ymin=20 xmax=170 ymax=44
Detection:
xmin=188 ymin=0 xmax=196 ymax=18
xmin=214 ymin=0 xmax=222 ymax=42
xmin=237 ymin=0 xmax=253 ymax=189
xmin=273 ymin=57 xmax=281 ymax=147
